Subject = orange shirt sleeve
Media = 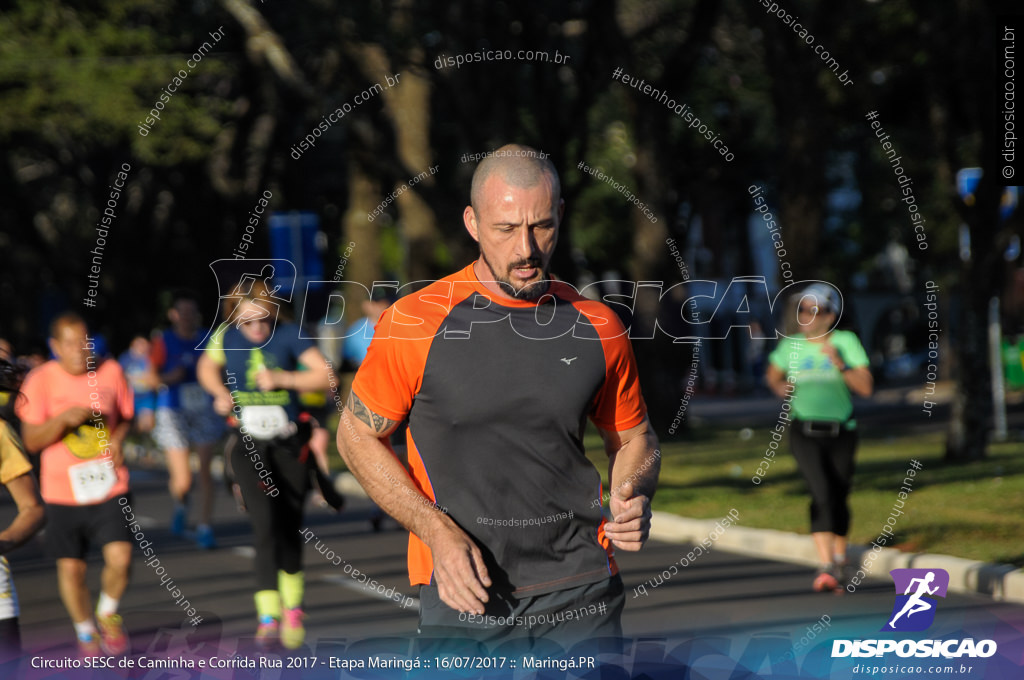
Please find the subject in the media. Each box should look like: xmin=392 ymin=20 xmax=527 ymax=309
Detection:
xmin=15 ymin=366 xmax=49 ymax=428
xmin=349 ymin=305 xmax=420 ymax=423
xmin=583 ymin=304 xmax=647 ymax=432
xmin=348 ymin=280 xmax=462 ymax=423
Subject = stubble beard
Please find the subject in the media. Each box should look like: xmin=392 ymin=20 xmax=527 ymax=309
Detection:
xmin=479 ymin=251 xmax=551 ymax=301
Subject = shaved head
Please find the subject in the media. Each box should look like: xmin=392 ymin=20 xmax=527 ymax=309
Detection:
xmin=470 ymin=144 xmax=560 ymax=212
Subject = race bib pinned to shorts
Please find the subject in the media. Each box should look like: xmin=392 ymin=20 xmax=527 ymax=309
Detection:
xmin=68 ymin=459 xmax=117 ymax=504
xmin=239 ymin=405 xmax=294 ymax=440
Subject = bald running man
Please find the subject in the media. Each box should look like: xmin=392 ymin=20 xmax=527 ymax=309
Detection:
xmin=338 ymin=144 xmax=660 ymax=652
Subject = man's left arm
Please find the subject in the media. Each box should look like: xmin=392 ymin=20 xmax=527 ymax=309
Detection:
xmin=107 ymin=363 xmax=134 ymax=468
xmin=598 ymin=416 xmax=660 ymax=551
xmin=107 ymin=421 xmax=131 ymax=468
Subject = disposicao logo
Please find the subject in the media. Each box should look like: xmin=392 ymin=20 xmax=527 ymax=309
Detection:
xmin=832 ymin=568 xmax=997 ymax=659
xmin=883 ymin=568 xmax=948 ymax=632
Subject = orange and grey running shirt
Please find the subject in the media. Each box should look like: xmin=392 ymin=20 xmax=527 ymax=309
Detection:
xmin=351 ymin=263 xmax=647 ymax=597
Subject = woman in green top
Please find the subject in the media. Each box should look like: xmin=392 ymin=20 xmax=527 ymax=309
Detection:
xmin=766 ymin=284 xmax=873 ymax=592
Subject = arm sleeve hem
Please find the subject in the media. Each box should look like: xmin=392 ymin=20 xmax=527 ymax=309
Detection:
xmin=590 ymin=409 xmax=647 ymax=435
xmin=350 ymin=387 xmax=408 ymax=424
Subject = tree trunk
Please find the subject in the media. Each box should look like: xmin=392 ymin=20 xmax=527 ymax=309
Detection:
xmin=344 ymin=163 xmax=383 ymax=321
xmin=356 ymin=33 xmax=441 ymax=283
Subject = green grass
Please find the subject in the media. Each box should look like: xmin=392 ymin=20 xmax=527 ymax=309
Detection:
xmin=327 ymin=412 xmax=1024 ymax=566
xmin=584 ymin=426 xmax=1024 ymax=567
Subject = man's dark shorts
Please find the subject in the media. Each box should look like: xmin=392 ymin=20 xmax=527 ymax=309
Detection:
xmin=417 ymin=574 xmax=625 ymax=656
xmin=45 ymin=494 xmax=133 ymax=560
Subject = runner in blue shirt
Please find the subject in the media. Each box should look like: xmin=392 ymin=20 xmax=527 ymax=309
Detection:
xmin=152 ymin=292 xmax=226 ymax=549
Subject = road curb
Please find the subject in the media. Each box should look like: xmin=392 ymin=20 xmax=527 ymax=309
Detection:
xmin=335 ymin=474 xmax=1024 ymax=604
xmin=651 ymin=511 xmax=1024 ymax=604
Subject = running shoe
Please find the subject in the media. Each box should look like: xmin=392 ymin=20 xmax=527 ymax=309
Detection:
xmin=280 ymin=607 xmax=305 ymax=650
xmin=96 ymin=614 xmax=129 ymax=655
xmin=255 ymin=616 xmax=279 ymax=648
xmin=78 ymin=632 xmax=102 ymax=658
xmin=835 ymin=561 xmax=855 ymax=587
xmin=195 ymin=524 xmax=217 ymax=550
xmin=812 ymin=570 xmax=841 ymax=593
xmin=170 ymin=504 xmax=187 ymax=536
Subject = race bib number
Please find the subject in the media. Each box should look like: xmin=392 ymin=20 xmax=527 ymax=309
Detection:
xmin=239 ymin=405 xmax=293 ymax=440
xmin=180 ymin=383 xmax=210 ymax=411
xmin=68 ymin=459 xmax=117 ymax=505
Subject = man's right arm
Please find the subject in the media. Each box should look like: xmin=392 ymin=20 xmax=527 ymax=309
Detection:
xmin=20 ymin=408 xmax=91 ymax=453
xmin=765 ymin=363 xmax=791 ymax=399
xmin=196 ymin=353 xmax=233 ymax=416
xmin=337 ymin=391 xmax=492 ymax=614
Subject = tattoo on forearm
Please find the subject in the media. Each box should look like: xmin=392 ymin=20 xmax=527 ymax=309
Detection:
xmin=347 ymin=392 xmax=396 ymax=434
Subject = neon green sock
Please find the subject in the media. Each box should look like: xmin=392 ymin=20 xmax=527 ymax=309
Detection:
xmin=278 ymin=570 xmax=304 ymax=610
xmin=254 ymin=590 xmax=281 ymax=620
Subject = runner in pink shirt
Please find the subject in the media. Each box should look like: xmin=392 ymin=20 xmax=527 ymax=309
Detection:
xmin=17 ymin=312 xmax=134 ymax=657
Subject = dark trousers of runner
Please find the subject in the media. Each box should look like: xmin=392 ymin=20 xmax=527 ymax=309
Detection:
xmin=790 ymin=424 xmax=858 ymax=535
xmin=230 ymin=433 xmax=311 ymax=590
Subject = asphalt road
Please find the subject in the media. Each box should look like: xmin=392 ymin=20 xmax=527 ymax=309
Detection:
xmin=1 ymin=389 xmax=1022 ymax=678
xmin=1 ymin=462 xmax=1022 ymax=678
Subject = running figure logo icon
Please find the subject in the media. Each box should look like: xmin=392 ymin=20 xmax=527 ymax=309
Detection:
xmin=882 ymin=568 xmax=949 ymax=632
xmin=197 ymin=259 xmax=297 ymax=351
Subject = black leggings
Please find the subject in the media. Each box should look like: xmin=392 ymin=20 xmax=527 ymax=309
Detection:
xmin=231 ymin=433 xmax=311 ymax=591
xmin=790 ymin=423 xmax=858 ymax=535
